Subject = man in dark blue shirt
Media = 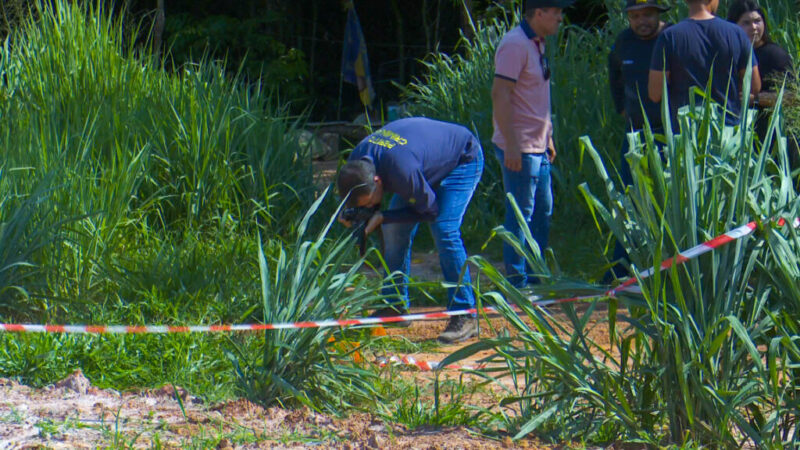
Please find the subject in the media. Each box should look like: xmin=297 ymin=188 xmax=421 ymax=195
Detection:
xmin=608 ymin=0 xmax=670 ymax=186
xmin=337 ymin=117 xmax=484 ymax=344
xmin=605 ymin=0 xmax=669 ymax=283
xmin=648 ymin=0 xmax=761 ymax=128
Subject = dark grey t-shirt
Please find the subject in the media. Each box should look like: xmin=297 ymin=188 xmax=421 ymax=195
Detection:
xmin=650 ymin=17 xmax=756 ymax=126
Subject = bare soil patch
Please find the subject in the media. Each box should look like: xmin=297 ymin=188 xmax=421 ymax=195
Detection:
xmin=0 ymin=370 xmax=553 ymax=448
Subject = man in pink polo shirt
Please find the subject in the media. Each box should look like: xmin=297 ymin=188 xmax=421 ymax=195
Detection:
xmin=492 ymin=0 xmax=572 ymax=288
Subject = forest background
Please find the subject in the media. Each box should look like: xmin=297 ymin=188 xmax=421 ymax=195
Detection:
xmin=1 ymin=0 xmax=612 ymax=121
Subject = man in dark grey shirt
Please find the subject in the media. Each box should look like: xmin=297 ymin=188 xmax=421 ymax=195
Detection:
xmin=608 ymin=0 xmax=670 ymax=185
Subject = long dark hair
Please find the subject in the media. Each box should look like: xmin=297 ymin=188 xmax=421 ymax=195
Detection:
xmin=726 ymin=0 xmax=772 ymax=45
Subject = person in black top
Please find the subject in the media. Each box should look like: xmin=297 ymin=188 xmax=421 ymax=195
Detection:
xmin=608 ymin=0 xmax=670 ymax=186
xmin=727 ymin=1 xmax=793 ymax=93
xmin=727 ymin=0 xmax=797 ymax=170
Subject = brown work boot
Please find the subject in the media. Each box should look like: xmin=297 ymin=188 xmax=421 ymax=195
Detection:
xmin=437 ymin=315 xmax=478 ymax=344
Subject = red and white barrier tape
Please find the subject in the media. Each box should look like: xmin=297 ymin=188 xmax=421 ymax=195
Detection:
xmin=0 ymin=310 xmax=471 ymax=334
xmin=606 ymin=217 xmax=799 ymax=298
xmin=1 ymin=217 xmax=796 ymax=334
xmin=377 ymin=355 xmax=486 ymax=372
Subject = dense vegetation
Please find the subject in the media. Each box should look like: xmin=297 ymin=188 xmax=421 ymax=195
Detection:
xmin=1 ymin=0 xmax=799 ymax=447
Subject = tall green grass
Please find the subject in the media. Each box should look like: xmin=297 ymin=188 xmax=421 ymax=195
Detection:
xmin=446 ymin=77 xmax=800 ymax=445
xmin=226 ymin=192 xmax=385 ymax=413
xmin=1 ymin=1 xmax=313 ymax=232
xmin=0 ymin=0 xmax=320 ymax=320
xmin=0 ymin=0 xmax=364 ymax=408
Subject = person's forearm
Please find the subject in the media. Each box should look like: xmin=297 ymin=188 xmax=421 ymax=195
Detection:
xmin=648 ymin=70 xmax=664 ymax=103
xmin=751 ymin=66 xmax=761 ymax=96
xmin=492 ymin=91 xmax=519 ymax=152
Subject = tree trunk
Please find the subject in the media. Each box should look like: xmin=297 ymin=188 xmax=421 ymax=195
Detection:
xmin=434 ymin=0 xmax=442 ymax=49
xmin=153 ymin=0 xmax=165 ymax=59
xmin=422 ymin=0 xmax=431 ymax=53
xmin=309 ymin=0 xmax=319 ymax=90
xmin=460 ymin=0 xmax=474 ymax=40
xmin=390 ymin=0 xmax=405 ymax=85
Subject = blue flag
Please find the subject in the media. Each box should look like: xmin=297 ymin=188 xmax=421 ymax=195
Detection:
xmin=341 ymin=2 xmax=375 ymax=107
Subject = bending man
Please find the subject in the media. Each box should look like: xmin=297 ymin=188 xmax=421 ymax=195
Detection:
xmin=337 ymin=117 xmax=484 ymax=344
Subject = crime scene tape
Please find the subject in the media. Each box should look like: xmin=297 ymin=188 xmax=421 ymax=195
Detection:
xmin=606 ymin=217 xmax=799 ymax=298
xmin=376 ymin=354 xmax=487 ymax=372
xmin=1 ymin=217 xmax=797 ymax=334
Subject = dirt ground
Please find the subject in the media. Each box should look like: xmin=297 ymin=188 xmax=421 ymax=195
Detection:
xmin=0 ymin=297 xmax=616 ymax=449
xmin=0 ymin=371 xmax=550 ymax=449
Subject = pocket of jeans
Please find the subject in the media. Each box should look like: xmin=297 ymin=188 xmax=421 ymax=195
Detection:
xmin=527 ymin=154 xmax=543 ymax=174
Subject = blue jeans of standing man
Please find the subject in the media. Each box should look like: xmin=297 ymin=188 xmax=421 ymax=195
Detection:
xmin=381 ymin=146 xmax=484 ymax=311
xmin=494 ymin=146 xmax=553 ymax=288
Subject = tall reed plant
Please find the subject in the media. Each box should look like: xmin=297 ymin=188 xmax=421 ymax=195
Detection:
xmin=447 ymin=80 xmax=800 ymax=445
xmin=0 ymin=0 xmax=313 ymax=233
xmin=226 ymin=190 xmax=385 ymax=413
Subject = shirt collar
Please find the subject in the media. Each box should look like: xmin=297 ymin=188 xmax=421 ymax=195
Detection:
xmin=520 ymin=20 xmax=543 ymax=43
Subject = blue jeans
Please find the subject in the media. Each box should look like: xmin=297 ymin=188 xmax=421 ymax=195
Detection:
xmin=494 ymin=146 xmax=553 ymax=288
xmin=381 ymin=146 xmax=484 ymax=311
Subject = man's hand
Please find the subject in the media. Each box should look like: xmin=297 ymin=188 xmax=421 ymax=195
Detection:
xmin=338 ymin=212 xmax=353 ymax=228
xmin=504 ymin=147 xmax=522 ymax=172
xmin=364 ymin=211 xmax=384 ymax=235
xmin=547 ymin=138 xmax=557 ymax=163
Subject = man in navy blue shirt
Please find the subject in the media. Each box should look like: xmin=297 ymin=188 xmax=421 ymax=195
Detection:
xmin=605 ymin=0 xmax=670 ymax=282
xmin=609 ymin=0 xmax=670 ymax=185
xmin=337 ymin=117 xmax=484 ymax=344
xmin=648 ymin=0 xmax=760 ymax=128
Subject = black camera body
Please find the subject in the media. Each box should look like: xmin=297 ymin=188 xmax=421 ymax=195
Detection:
xmin=342 ymin=207 xmax=378 ymax=256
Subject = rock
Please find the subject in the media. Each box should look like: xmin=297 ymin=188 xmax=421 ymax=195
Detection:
xmin=54 ymin=370 xmax=91 ymax=395
xmin=298 ymin=130 xmax=338 ymax=161
xmin=216 ymin=438 xmax=234 ymax=450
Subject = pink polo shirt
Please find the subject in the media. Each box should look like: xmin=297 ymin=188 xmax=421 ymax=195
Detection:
xmin=492 ymin=26 xmax=553 ymax=154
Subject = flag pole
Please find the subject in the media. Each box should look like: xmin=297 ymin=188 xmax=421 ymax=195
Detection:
xmin=337 ymin=0 xmax=351 ymax=121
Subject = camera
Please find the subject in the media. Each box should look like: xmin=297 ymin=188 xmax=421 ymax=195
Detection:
xmin=341 ymin=207 xmax=378 ymax=256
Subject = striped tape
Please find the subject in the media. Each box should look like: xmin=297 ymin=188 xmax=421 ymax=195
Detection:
xmin=606 ymin=217 xmax=798 ymax=298
xmin=1 ymin=217 xmax=796 ymax=334
xmin=377 ymin=355 xmax=486 ymax=372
